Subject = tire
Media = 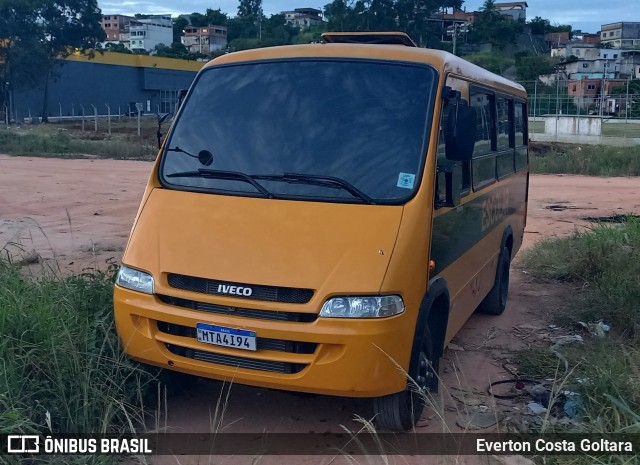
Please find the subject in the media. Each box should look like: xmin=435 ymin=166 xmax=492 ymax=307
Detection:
xmin=477 ymin=245 xmax=511 ymax=315
xmin=373 ymin=326 xmax=437 ymax=431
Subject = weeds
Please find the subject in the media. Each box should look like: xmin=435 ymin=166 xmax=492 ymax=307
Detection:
xmin=530 ymin=143 xmax=640 ymax=176
xmin=0 ymin=122 xmax=157 ymax=160
xmin=520 ymin=217 xmax=640 ymax=462
xmin=523 ymin=217 xmax=640 ymax=338
xmin=0 ymin=257 xmax=158 ymax=439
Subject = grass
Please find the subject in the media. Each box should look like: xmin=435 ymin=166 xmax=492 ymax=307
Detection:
xmin=0 ymin=254 xmax=158 ymax=463
xmin=530 ymin=142 xmax=640 ymax=176
xmin=519 ymin=217 xmax=640 ymax=461
xmin=0 ymin=119 xmax=159 ymax=160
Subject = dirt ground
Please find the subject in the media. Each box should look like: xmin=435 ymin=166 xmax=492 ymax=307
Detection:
xmin=1 ymin=154 xmax=640 ymax=464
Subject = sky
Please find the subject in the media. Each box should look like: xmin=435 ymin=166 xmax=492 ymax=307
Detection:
xmin=98 ymin=0 xmax=631 ymax=34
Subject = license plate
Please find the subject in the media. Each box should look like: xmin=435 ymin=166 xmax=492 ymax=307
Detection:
xmin=196 ymin=323 xmax=257 ymax=351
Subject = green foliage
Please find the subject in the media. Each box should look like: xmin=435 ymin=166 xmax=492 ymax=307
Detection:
xmin=468 ymin=3 xmax=525 ymax=49
xmin=0 ymin=258 xmax=158 ymax=435
xmin=0 ymin=123 xmax=158 ymax=159
xmin=514 ymin=51 xmax=553 ymax=81
xmin=154 ymin=43 xmax=206 ymax=61
xmin=238 ymin=0 xmax=262 ymax=18
xmin=521 ymin=220 xmax=640 ymax=439
xmin=523 ymin=217 xmax=640 ymax=338
xmin=530 ymin=144 xmax=640 ymax=177
xmin=463 ymin=51 xmax=513 ymax=74
xmin=1 ymin=0 xmax=106 ymax=121
xmin=104 ymin=42 xmax=132 ymax=54
xmin=172 ymin=16 xmax=189 ymax=44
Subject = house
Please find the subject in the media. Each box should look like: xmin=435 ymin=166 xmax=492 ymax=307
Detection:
xmin=567 ymin=78 xmax=625 ymax=112
xmin=128 ymin=15 xmax=173 ymax=53
xmin=181 ymin=25 xmax=228 ymax=54
xmin=560 ymin=59 xmax=620 ymax=80
xmin=100 ymin=15 xmax=134 ymax=43
xmin=552 ymin=44 xmax=599 ymax=60
xmin=618 ymin=50 xmax=640 ymax=78
xmin=571 ymin=30 xmax=600 ymax=44
xmin=494 ymin=2 xmax=528 ymax=21
xmin=283 ymin=8 xmax=323 ymax=29
xmin=600 ymin=22 xmax=640 ymax=49
xmin=427 ymin=8 xmax=475 ymax=42
xmin=545 ymin=32 xmax=569 ymax=48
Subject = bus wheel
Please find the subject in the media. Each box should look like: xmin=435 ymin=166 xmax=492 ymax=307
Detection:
xmin=478 ymin=246 xmax=511 ymax=315
xmin=373 ymin=326 xmax=435 ymax=431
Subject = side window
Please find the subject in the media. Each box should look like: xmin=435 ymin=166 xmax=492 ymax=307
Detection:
xmin=514 ymin=102 xmax=526 ymax=146
xmin=471 ymin=91 xmax=496 ymax=190
xmin=514 ymin=101 xmax=528 ymax=171
xmin=496 ymin=98 xmax=511 ymax=151
xmin=435 ymin=99 xmax=471 ymax=207
xmin=472 ymin=93 xmax=494 ymax=156
xmin=496 ymin=97 xmax=515 ymax=179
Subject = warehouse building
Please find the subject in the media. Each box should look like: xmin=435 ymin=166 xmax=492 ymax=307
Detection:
xmin=10 ymin=51 xmax=204 ymax=122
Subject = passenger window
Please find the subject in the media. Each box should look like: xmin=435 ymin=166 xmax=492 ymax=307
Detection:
xmin=514 ymin=102 xmax=526 ymax=146
xmin=472 ymin=93 xmax=495 ymax=155
xmin=436 ymin=100 xmax=470 ymax=207
xmin=496 ymin=98 xmax=510 ymax=151
xmin=514 ymin=101 xmax=528 ymax=171
xmin=471 ymin=91 xmax=496 ymax=190
xmin=496 ymin=97 xmax=515 ymax=179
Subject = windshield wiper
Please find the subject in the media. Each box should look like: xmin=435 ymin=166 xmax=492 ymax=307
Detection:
xmin=166 ymin=169 xmax=273 ymax=198
xmin=255 ymin=173 xmax=375 ymax=205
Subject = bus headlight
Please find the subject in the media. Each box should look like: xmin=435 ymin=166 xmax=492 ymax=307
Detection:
xmin=320 ymin=295 xmax=404 ymax=318
xmin=116 ymin=265 xmax=154 ymax=294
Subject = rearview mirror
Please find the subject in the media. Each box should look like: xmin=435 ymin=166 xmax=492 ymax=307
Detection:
xmin=445 ymin=102 xmax=476 ymax=162
xmin=177 ymin=89 xmax=188 ymax=111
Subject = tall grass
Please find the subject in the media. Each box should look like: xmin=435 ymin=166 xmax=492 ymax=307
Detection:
xmin=0 ymin=258 xmax=157 ymax=438
xmin=530 ymin=143 xmax=640 ymax=176
xmin=523 ymin=217 xmax=640 ymax=338
xmin=0 ymin=126 xmax=157 ymax=160
xmin=520 ymin=217 xmax=640 ymax=461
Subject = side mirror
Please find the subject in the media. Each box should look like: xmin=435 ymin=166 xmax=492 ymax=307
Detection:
xmin=445 ymin=102 xmax=476 ymax=162
xmin=437 ymin=162 xmax=461 ymax=208
xmin=157 ymin=113 xmax=173 ymax=149
xmin=177 ymin=89 xmax=188 ymax=111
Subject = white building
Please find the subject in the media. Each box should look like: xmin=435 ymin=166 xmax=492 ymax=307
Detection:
xmin=128 ymin=15 xmax=173 ymax=52
xmin=283 ymin=8 xmax=323 ymax=29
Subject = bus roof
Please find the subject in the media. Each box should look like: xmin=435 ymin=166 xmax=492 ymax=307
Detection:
xmin=205 ymin=43 xmax=526 ymax=98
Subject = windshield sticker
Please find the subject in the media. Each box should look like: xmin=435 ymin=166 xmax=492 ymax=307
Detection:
xmin=397 ymin=173 xmax=416 ymax=189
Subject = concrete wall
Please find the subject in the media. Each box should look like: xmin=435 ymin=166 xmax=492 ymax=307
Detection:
xmin=544 ymin=116 xmax=602 ymax=136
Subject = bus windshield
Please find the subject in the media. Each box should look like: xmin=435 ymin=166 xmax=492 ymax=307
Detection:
xmin=160 ymin=59 xmax=437 ymax=204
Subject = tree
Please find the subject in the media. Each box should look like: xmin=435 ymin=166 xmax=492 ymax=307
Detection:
xmin=238 ymin=0 xmax=262 ymax=18
xmin=36 ymin=0 xmax=106 ymax=121
xmin=468 ymin=0 xmax=524 ymax=49
xmin=173 ymin=16 xmax=189 ymax=43
xmin=514 ymin=51 xmax=553 ymax=81
xmin=2 ymin=0 xmax=105 ymax=121
xmin=528 ymin=16 xmax=550 ymax=35
xmin=105 ymin=42 xmax=132 ymax=54
xmin=205 ymin=8 xmax=228 ymax=26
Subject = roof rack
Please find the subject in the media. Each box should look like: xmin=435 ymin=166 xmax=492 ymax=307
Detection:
xmin=321 ymin=32 xmax=417 ymax=47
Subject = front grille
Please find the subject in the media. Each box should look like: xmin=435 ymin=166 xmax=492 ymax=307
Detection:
xmin=157 ymin=321 xmax=317 ymax=354
xmin=167 ymin=273 xmax=314 ymax=304
xmin=157 ymin=294 xmax=317 ymax=323
xmin=165 ymin=343 xmax=307 ymax=374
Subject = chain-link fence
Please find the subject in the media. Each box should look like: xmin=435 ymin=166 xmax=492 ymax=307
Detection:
xmin=516 ymin=79 xmax=640 ymax=143
xmin=3 ymin=89 xmax=179 ymax=128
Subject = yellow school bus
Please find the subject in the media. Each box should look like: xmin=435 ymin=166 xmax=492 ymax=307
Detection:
xmin=114 ymin=32 xmax=528 ymax=431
